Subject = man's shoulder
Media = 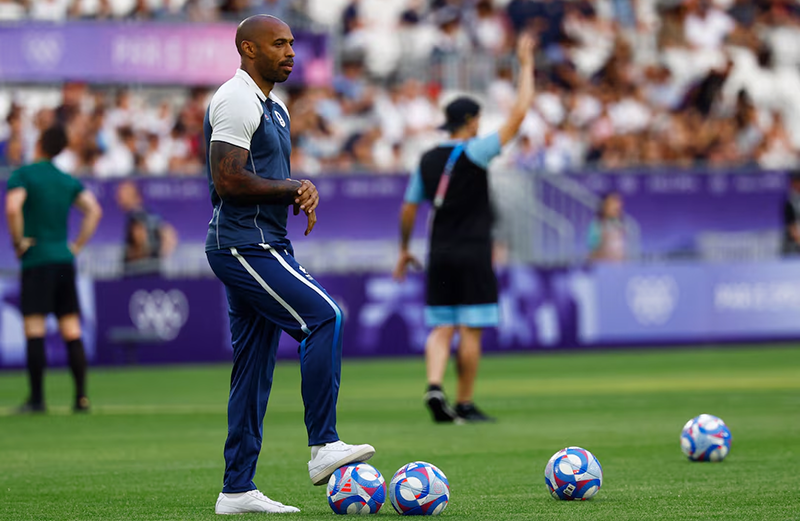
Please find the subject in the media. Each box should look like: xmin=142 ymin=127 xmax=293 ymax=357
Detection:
xmin=9 ymin=163 xmax=28 ymax=177
xmin=211 ymin=75 xmax=261 ymax=109
xmin=8 ymin=162 xmax=77 ymax=192
xmin=211 ymin=77 xmax=240 ymax=101
xmin=11 ymin=161 xmax=61 ymax=179
xmin=421 ymin=143 xmax=450 ymax=158
xmin=208 ymin=76 xmax=265 ymax=134
xmin=49 ymin=162 xmax=80 ymax=184
xmin=419 ymin=145 xmax=444 ymax=167
xmin=13 ymin=162 xmax=41 ymax=175
xmin=463 ymin=132 xmax=501 ymax=169
xmin=7 ymin=164 xmax=28 ymax=189
xmin=420 ymin=141 xmax=467 ymax=162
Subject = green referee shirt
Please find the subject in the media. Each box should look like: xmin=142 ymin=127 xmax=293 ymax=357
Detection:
xmin=6 ymin=160 xmax=84 ymax=270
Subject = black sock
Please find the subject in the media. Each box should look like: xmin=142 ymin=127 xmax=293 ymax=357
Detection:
xmin=427 ymin=383 xmax=442 ymax=393
xmin=26 ymin=337 xmax=46 ymax=405
xmin=66 ymin=338 xmax=87 ymax=401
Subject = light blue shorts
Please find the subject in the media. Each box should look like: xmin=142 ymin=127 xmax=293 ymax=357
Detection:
xmin=424 ymin=303 xmax=500 ymax=328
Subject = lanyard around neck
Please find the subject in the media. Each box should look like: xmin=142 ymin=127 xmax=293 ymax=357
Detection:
xmin=433 ymin=143 xmax=465 ymax=209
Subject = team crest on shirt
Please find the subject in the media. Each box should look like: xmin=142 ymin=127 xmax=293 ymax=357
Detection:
xmin=274 ymin=110 xmax=286 ymax=127
xmin=264 ymin=113 xmax=270 ymax=122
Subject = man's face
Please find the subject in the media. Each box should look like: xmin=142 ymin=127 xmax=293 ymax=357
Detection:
xmin=252 ymin=23 xmax=295 ymax=84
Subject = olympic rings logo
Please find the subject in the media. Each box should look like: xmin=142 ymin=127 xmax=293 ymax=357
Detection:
xmin=129 ymin=289 xmax=189 ymax=341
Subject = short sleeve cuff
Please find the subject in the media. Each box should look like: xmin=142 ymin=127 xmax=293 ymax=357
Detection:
xmin=465 ymin=132 xmax=502 ymax=170
xmin=210 ymin=134 xmax=252 ymax=151
xmin=404 ymin=168 xmax=426 ymax=204
xmin=6 ymin=170 xmax=24 ymax=190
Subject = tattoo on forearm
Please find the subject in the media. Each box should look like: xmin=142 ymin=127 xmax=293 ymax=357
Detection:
xmin=219 ymin=148 xmax=249 ymax=183
xmin=210 ymin=142 xmax=299 ymax=205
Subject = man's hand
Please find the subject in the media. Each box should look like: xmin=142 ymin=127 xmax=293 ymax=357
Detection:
xmin=68 ymin=242 xmax=82 ymax=256
xmin=294 ymin=179 xmax=319 ymax=215
xmin=517 ymin=31 xmax=535 ymax=67
xmin=393 ymin=250 xmax=423 ymax=281
xmin=499 ymin=31 xmax=536 ymax=146
xmin=292 ymin=179 xmax=319 ymax=235
xmin=304 ymin=210 xmax=317 ymax=236
xmin=14 ymin=237 xmax=34 ymax=259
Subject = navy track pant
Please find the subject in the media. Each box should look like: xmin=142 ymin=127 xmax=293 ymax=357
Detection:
xmin=207 ymin=241 xmax=342 ymax=493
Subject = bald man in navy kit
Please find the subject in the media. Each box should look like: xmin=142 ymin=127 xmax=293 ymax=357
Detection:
xmin=204 ymin=15 xmax=375 ymax=515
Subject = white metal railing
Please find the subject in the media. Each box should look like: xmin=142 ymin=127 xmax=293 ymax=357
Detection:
xmin=696 ymin=231 xmax=782 ymax=262
xmin=536 ymin=173 xmax=641 ymax=265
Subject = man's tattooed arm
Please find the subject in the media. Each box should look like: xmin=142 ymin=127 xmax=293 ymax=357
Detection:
xmin=209 ymin=141 xmax=301 ymax=206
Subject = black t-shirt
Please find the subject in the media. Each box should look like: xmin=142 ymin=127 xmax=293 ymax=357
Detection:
xmin=419 ymin=145 xmax=494 ymax=255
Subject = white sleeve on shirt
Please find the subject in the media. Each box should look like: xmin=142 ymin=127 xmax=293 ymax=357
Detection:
xmin=209 ymin=86 xmax=263 ymax=150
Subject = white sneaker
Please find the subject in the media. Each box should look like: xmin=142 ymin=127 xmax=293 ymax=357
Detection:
xmin=308 ymin=440 xmax=376 ymax=486
xmin=215 ymin=490 xmax=300 ymax=514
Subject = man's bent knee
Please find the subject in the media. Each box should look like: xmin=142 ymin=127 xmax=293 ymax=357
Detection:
xmin=315 ymin=298 xmax=345 ymax=328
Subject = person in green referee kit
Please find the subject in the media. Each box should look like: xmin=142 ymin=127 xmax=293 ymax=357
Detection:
xmin=5 ymin=125 xmax=102 ymax=413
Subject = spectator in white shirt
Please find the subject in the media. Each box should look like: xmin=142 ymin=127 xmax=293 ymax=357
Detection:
xmin=757 ymin=112 xmax=798 ymax=170
xmin=0 ymin=0 xmax=26 ymax=20
xmin=28 ymin=0 xmax=72 ymax=19
xmin=95 ymin=126 xmax=136 ymax=178
xmin=684 ymin=0 xmax=734 ymax=50
xmin=470 ymin=0 xmax=511 ymax=55
xmin=142 ymin=132 xmax=170 ymax=175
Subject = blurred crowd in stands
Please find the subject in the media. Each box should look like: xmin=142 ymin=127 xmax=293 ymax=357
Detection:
xmin=3 ymin=0 xmax=800 ymax=176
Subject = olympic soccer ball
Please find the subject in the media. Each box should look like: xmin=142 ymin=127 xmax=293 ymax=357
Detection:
xmin=327 ymin=463 xmax=386 ymax=515
xmin=544 ymin=447 xmax=603 ymax=500
xmin=389 ymin=461 xmax=450 ymax=516
xmin=680 ymin=414 xmax=732 ymax=462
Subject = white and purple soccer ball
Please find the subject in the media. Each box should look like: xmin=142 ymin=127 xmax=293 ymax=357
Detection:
xmin=327 ymin=463 xmax=386 ymax=515
xmin=544 ymin=447 xmax=603 ymax=501
xmin=680 ymin=414 xmax=732 ymax=462
xmin=389 ymin=461 xmax=450 ymax=516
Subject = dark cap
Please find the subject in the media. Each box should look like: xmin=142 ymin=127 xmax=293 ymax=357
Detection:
xmin=438 ymin=96 xmax=481 ymax=132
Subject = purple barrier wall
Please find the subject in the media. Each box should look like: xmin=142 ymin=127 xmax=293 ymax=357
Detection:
xmin=0 ymin=23 xmax=331 ymax=86
xmin=0 ymin=275 xmax=97 ymax=368
xmin=0 ymin=171 xmax=790 ymax=272
xmin=3 ymin=261 xmax=800 ymax=369
xmin=93 ymin=276 xmax=231 ymax=365
xmin=549 ymin=170 xmax=787 ymax=257
xmin=591 ymin=262 xmax=800 ymax=342
xmin=0 ymin=176 xmax=429 ymax=273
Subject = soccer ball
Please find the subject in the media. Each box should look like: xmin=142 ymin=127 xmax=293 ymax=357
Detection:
xmin=680 ymin=414 xmax=732 ymax=462
xmin=544 ymin=447 xmax=603 ymax=500
xmin=327 ymin=463 xmax=386 ymax=515
xmin=389 ymin=461 xmax=450 ymax=515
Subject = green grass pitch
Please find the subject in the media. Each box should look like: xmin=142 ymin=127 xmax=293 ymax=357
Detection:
xmin=1 ymin=345 xmax=799 ymax=520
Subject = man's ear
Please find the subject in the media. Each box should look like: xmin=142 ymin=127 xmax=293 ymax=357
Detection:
xmin=240 ymin=40 xmax=256 ymax=59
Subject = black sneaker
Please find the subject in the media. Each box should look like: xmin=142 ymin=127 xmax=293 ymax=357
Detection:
xmin=16 ymin=401 xmax=46 ymax=414
xmin=73 ymin=396 xmax=91 ymax=413
xmin=455 ymin=403 xmax=495 ymax=423
xmin=424 ymin=390 xmax=460 ymax=423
